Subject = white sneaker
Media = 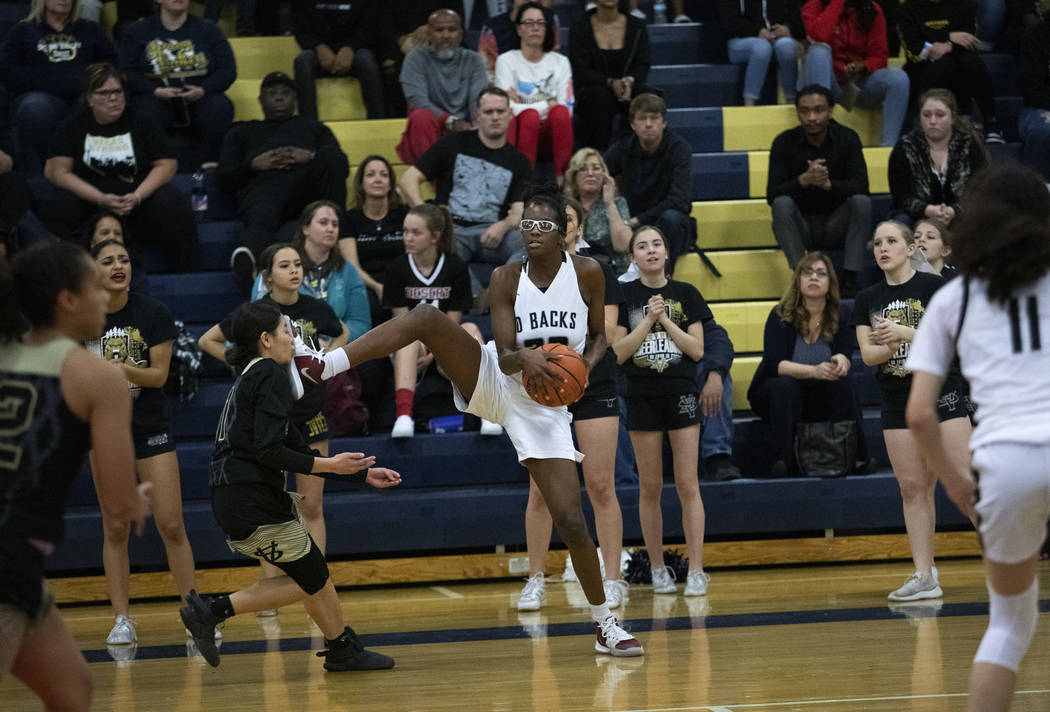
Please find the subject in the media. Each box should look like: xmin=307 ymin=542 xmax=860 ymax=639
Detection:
xmin=888 ymin=572 xmax=943 ymax=601
xmin=106 ymin=615 xmax=137 ymax=645
xmin=673 ymin=13 xmax=692 ymax=22
xmin=517 ymin=573 xmax=546 ymax=611
xmin=562 ymin=554 xmax=577 ymax=582
xmin=480 ymin=419 xmax=503 ymax=436
xmin=603 ymin=579 xmax=628 ymax=609
xmin=684 ymin=570 xmax=710 ymax=596
xmin=651 ymin=565 xmax=677 ymax=594
xmin=629 ymin=8 xmax=646 ymax=19
xmin=391 ymin=414 xmax=415 ymax=438
xmin=594 ymin=616 xmax=644 ymax=657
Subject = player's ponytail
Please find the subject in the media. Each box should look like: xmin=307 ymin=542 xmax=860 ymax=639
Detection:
xmin=6 ymin=241 xmax=93 ymax=337
xmin=225 ymin=301 xmax=284 ymax=374
xmin=408 ymin=204 xmax=455 ymax=255
xmin=951 ymin=162 xmax=1050 ymax=303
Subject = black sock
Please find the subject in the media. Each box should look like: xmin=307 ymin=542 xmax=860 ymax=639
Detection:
xmin=209 ymin=595 xmax=235 ymax=620
xmin=326 ymin=626 xmax=355 ymax=650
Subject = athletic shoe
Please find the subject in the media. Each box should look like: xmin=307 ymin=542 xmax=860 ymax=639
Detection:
xmin=480 ymin=419 xmax=503 ymax=436
xmin=516 ymin=573 xmax=546 ymax=611
xmin=702 ymin=454 xmax=741 ymax=481
xmin=180 ymin=589 xmax=222 ymax=667
xmin=651 ymin=565 xmax=677 ymax=594
xmin=603 ymin=579 xmax=629 ymax=609
xmin=985 ymin=130 xmax=1005 ymax=144
xmin=185 ymin=627 xmax=223 ymax=639
xmin=106 ymin=615 xmax=137 ymax=645
xmin=292 ymin=337 xmax=326 ymax=386
xmin=684 ymin=570 xmax=710 ymax=597
xmin=673 ymin=13 xmax=693 ymax=22
xmin=391 ymin=414 xmax=415 ymax=438
xmin=230 ymin=246 xmax=256 ymax=297
xmin=888 ymin=572 xmax=943 ymax=601
xmin=594 ymin=616 xmax=644 ymax=657
xmin=316 ymin=627 xmax=395 ymax=671
xmin=562 ymin=553 xmax=578 ymax=582
xmin=629 ymin=7 xmax=646 ymax=19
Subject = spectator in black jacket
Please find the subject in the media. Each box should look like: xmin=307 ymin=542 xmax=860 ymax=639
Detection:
xmin=217 ymin=72 xmax=350 ymax=293
xmin=898 ymin=0 xmax=1003 ymax=142
xmin=1019 ymin=16 xmax=1050 ymax=179
xmin=0 ymin=0 xmax=116 ymax=178
xmin=117 ymin=0 xmax=236 ymax=160
xmin=603 ymin=94 xmax=693 ymax=274
xmin=699 ymin=318 xmax=742 ymax=481
xmin=292 ymin=0 xmax=386 ymax=120
xmin=569 ymin=0 xmax=650 ymax=151
xmin=766 ymin=85 xmax=870 ymax=296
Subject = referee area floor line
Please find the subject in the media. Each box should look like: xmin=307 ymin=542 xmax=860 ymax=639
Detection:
xmin=81 ymin=597 xmax=1050 ymax=665
xmin=621 ymin=689 xmax=1050 ymax=712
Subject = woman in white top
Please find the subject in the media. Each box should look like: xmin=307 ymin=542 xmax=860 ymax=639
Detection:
xmin=906 ymin=162 xmax=1050 ymax=712
xmin=494 ymin=2 xmax=574 ymax=181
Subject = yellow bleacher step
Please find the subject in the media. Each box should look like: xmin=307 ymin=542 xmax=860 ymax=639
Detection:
xmin=692 ymin=199 xmax=776 ymax=250
xmin=709 ymin=301 xmax=776 ymax=354
xmin=722 ymin=104 xmax=883 ymax=151
xmin=673 ymin=250 xmax=792 ymax=302
xmin=229 ymin=76 xmax=369 ymax=123
xmin=227 ymin=36 xmax=298 ymax=78
xmin=329 ymin=119 xmax=406 ymax=166
xmin=747 ymin=146 xmax=891 ymax=198
xmin=730 ymin=356 xmax=761 ymax=410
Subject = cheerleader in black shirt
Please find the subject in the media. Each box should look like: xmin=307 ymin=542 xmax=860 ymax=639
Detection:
xmin=181 ymin=301 xmax=399 ymax=670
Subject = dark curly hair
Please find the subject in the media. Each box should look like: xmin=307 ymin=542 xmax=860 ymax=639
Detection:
xmin=522 ymin=183 xmax=567 ymax=233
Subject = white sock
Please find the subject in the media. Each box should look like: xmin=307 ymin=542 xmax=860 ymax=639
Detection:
xmin=322 ymin=348 xmax=350 ymax=379
xmin=591 ymin=603 xmax=612 ymax=623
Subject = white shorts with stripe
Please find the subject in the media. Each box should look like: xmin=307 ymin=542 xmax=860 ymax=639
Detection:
xmin=453 ymin=341 xmax=583 ymax=464
xmin=973 ymin=443 xmax=1050 ymax=564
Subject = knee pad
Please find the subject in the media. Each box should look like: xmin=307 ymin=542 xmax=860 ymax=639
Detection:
xmin=974 ymin=579 xmax=1038 ymax=672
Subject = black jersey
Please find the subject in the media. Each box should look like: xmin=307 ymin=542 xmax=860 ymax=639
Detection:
xmin=0 ymin=339 xmax=91 ymax=616
xmin=382 ymin=252 xmax=473 ymax=314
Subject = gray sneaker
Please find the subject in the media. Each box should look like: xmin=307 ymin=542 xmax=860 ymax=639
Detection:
xmin=106 ymin=615 xmax=137 ymax=645
xmin=888 ymin=572 xmax=943 ymax=601
xmin=603 ymin=579 xmax=628 ymax=609
xmin=516 ymin=573 xmax=546 ymax=611
xmin=651 ymin=565 xmax=677 ymax=594
xmin=683 ymin=570 xmax=710 ymax=596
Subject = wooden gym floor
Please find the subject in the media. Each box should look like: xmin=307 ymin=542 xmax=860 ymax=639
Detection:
xmin=5 ymin=557 xmax=1050 ymax=711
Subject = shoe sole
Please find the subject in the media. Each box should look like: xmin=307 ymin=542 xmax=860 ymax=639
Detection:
xmin=653 ymin=587 xmax=677 ymax=594
xmin=683 ymin=589 xmax=708 ymax=597
xmin=106 ymin=636 xmax=135 ymax=645
xmin=323 ymin=652 xmax=396 ymax=671
xmin=516 ymin=599 xmax=544 ymax=611
xmin=180 ymin=606 xmax=221 ymax=667
xmin=888 ymin=585 xmax=943 ymax=602
xmin=595 ymin=641 xmax=645 ymax=657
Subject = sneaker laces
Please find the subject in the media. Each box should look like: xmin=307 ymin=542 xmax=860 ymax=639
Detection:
xmin=598 ymin=616 xmax=633 ymax=646
xmin=521 ymin=575 xmax=545 ymax=598
xmin=657 ymin=565 xmax=677 ymax=583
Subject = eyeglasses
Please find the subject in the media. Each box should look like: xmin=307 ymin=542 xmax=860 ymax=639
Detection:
xmin=801 ymin=269 xmax=829 ymax=278
xmin=520 ymin=219 xmax=560 ymax=232
xmin=581 ymin=164 xmax=605 ymax=174
xmin=92 ymin=88 xmax=124 ymax=99
xmin=518 ymin=20 xmax=547 ymax=27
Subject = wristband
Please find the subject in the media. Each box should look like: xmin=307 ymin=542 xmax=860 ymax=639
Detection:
xmin=445 ymin=114 xmax=457 ymax=130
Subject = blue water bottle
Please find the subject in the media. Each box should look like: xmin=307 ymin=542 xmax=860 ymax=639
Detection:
xmin=652 ymin=0 xmax=667 ymax=23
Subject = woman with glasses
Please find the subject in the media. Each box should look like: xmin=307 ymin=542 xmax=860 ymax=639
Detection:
xmin=748 ymin=251 xmax=871 ymax=476
xmin=563 ymin=148 xmax=633 ymax=276
xmin=297 ymin=184 xmax=644 ymax=657
xmin=43 ymin=62 xmax=197 ymax=272
xmin=494 ymin=2 xmax=574 ymax=180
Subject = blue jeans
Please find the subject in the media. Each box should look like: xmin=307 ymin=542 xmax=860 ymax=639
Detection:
xmin=727 ymin=36 xmax=799 ymax=103
xmin=13 ymin=91 xmax=70 ymax=178
xmin=699 ymin=368 xmax=734 ymax=460
xmin=1020 ymin=107 xmax=1050 ymax=180
xmin=975 ymin=0 xmax=1005 ymax=47
xmin=801 ymin=44 xmax=909 ymax=147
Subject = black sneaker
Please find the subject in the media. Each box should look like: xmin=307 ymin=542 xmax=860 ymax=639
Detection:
xmin=180 ymin=590 xmax=222 ymax=667
xmin=316 ymin=626 xmax=395 ymax=671
xmin=702 ymin=454 xmax=741 ymax=481
xmin=230 ymin=246 xmax=256 ymax=297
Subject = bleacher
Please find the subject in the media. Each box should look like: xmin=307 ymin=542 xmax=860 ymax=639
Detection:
xmin=40 ymin=0 xmax=1016 ymax=576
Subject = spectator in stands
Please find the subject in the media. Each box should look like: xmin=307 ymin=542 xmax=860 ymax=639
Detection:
xmin=494 ymin=2 xmax=574 ymax=180
xmin=801 ymin=0 xmax=910 ymax=147
xmin=203 ymin=0 xmax=257 ymax=37
xmin=399 ymin=86 xmax=531 ymax=271
xmin=90 ymin=238 xmax=201 ymax=647
xmin=767 ymin=84 xmax=870 ymax=296
xmin=570 ymin=0 xmax=650 ymax=151
xmin=748 ymin=251 xmax=870 ymax=476
xmin=698 ymin=316 xmax=743 ymax=480
xmin=604 ymin=94 xmax=694 ymax=272
xmin=1019 ymin=14 xmax=1050 ymax=179
xmin=383 ymin=203 xmax=496 ymax=438
xmin=517 ymin=196 xmax=628 ymax=611
xmin=613 ymin=225 xmax=710 ymax=596
xmin=117 ymin=0 xmax=236 ymax=160
xmin=564 ymin=147 xmax=633 ymax=275
xmin=1003 ymin=0 xmax=1039 ymax=55
xmin=1 ymin=0 xmax=116 ymax=178
xmin=854 ymin=220 xmax=970 ymax=601
xmin=84 ymin=212 xmax=151 ymax=294
xmin=340 ymin=155 xmax=408 ymax=326
xmin=720 ymin=0 xmax=805 ymax=106
xmin=913 ymin=217 xmax=956 ymax=278
xmin=44 ymin=62 xmax=197 ymax=272
xmin=0 ymin=145 xmax=32 ymax=259
xmin=217 ymin=71 xmax=350 ymax=294
xmin=898 ymin=0 xmax=1004 ymax=142
xmin=396 ymin=9 xmax=488 ymax=165
xmin=253 ymin=201 xmax=372 ymax=340
xmin=888 ymin=88 xmax=988 ymax=226
xmin=479 ymin=0 xmax=556 ymax=77
xmin=292 ymin=0 xmax=387 ymax=121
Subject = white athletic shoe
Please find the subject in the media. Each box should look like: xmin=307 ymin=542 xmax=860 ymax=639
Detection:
xmin=594 ymin=616 xmax=644 ymax=657
xmin=651 ymin=565 xmax=677 ymax=594
xmin=683 ymin=570 xmax=710 ymax=596
xmin=106 ymin=615 xmax=137 ymax=645
xmin=391 ymin=414 xmax=415 ymax=438
xmin=603 ymin=579 xmax=629 ymax=609
xmin=517 ymin=573 xmax=547 ymax=611
xmin=888 ymin=572 xmax=943 ymax=601
xmin=480 ymin=419 xmax=503 ymax=436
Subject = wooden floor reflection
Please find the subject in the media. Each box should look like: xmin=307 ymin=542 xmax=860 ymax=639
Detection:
xmin=5 ymin=559 xmax=1050 ymax=711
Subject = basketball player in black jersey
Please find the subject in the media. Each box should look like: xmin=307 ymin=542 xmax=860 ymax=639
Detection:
xmin=0 ymin=242 xmax=148 ymax=711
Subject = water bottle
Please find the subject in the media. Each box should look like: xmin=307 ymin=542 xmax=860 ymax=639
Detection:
xmin=191 ymin=168 xmax=207 ymax=220
xmin=652 ymin=0 xmax=667 ymax=23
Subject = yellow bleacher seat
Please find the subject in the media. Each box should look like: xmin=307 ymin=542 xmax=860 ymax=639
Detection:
xmin=327 ymin=119 xmax=406 ymax=165
xmin=729 ymin=356 xmax=761 ymax=410
xmin=722 ymin=105 xmax=883 ymax=151
xmin=747 ymin=146 xmax=891 ymax=198
xmin=317 ymin=77 xmax=366 ymax=121
xmin=709 ymin=301 xmax=777 ymax=354
xmin=672 ymin=250 xmax=792 ymax=302
xmin=692 ymin=199 xmax=776 ymax=250
xmin=227 ymin=36 xmax=298 ymax=78
xmin=227 ymin=78 xmax=265 ymax=121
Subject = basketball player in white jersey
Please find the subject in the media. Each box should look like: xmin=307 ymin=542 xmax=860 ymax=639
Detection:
xmin=297 ymin=185 xmax=643 ymax=656
xmin=906 ymin=162 xmax=1050 ymax=712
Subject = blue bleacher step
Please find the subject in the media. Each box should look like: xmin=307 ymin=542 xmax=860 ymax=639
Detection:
xmin=649 ymin=64 xmax=743 ymax=108
xmin=647 ymin=23 xmax=727 ymax=65
xmin=151 ymin=272 xmax=244 ymax=324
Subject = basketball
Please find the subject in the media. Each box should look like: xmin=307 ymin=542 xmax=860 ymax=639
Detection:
xmin=522 ymin=343 xmax=587 ymax=407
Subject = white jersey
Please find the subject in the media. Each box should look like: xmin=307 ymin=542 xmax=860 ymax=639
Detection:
xmin=907 ymin=272 xmax=1050 ymax=450
xmin=514 ymin=252 xmax=588 ymax=354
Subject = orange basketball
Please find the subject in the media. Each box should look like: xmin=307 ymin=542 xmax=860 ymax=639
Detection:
xmin=522 ymin=343 xmax=587 ymax=407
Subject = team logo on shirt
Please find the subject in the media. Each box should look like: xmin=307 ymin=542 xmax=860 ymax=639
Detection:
xmin=82 ymin=132 xmax=136 ymax=181
xmin=627 ymin=299 xmax=687 ymax=373
xmin=144 ymin=39 xmax=209 ymax=79
xmin=37 ymin=33 xmax=82 ymax=62
xmin=878 ymin=298 xmax=926 ymax=377
xmin=99 ymin=326 xmax=149 ymax=398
